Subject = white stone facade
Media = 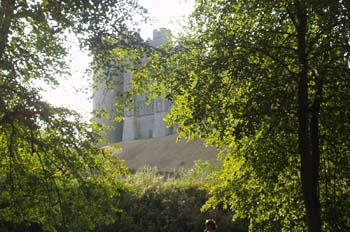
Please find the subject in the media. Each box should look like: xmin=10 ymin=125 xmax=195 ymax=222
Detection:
xmin=93 ymin=29 xmax=174 ymax=143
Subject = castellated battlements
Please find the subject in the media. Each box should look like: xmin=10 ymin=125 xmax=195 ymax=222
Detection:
xmin=93 ymin=29 xmax=174 ymax=143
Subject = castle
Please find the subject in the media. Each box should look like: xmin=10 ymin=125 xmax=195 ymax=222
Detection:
xmin=93 ymin=29 xmax=175 ymax=143
xmin=93 ymin=29 xmax=217 ymax=170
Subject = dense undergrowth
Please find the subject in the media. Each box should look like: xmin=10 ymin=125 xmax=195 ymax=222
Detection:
xmin=0 ymin=161 xmax=248 ymax=232
xmin=96 ymin=162 xmax=248 ymax=232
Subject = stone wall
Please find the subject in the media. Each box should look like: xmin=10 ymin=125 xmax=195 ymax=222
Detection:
xmin=92 ymin=68 xmax=124 ymax=143
xmin=93 ymin=28 xmax=174 ymax=143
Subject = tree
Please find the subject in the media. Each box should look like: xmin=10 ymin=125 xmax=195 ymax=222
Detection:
xmin=0 ymin=0 xmax=146 ymax=230
xmin=122 ymin=0 xmax=350 ymax=231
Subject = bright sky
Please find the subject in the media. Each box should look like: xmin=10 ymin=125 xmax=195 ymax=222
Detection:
xmin=40 ymin=0 xmax=194 ymax=121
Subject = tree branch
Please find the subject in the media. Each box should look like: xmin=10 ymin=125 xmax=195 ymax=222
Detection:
xmin=0 ymin=0 xmax=16 ymax=64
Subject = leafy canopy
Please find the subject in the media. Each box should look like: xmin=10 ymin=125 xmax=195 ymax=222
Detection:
xmin=0 ymin=0 xmax=146 ymax=230
xmin=119 ymin=0 xmax=350 ymax=231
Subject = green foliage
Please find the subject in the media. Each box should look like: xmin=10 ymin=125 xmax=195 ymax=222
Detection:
xmin=0 ymin=106 xmax=129 ymax=231
xmin=120 ymin=0 xmax=350 ymax=231
xmin=97 ymin=164 xmax=248 ymax=232
xmin=0 ymin=0 xmax=146 ymax=231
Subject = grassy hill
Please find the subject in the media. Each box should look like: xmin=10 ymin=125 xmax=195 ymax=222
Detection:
xmin=114 ymin=134 xmax=217 ymax=171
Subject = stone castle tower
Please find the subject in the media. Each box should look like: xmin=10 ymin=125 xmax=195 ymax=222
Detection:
xmin=93 ymin=29 xmax=174 ymax=143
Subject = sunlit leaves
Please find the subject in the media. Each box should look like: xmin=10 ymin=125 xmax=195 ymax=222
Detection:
xmin=0 ymin=0 xmax=147 ymax=230
xmin=121 ymin=0 xmax=350 ymax=231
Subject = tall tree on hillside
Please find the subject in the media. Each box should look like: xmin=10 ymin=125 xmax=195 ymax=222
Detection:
xmin=0 ymin=0 xmax=145 ymax=230
xmin=122 ymin=0 xmax=350 ymax=231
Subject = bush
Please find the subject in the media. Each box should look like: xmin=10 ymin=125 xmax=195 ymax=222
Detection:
xmin=97 ymin=162 xmax=248 ymax=232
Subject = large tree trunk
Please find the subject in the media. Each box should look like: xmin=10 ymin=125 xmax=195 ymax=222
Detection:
xmin=296 ymin=1 xmax=322 ymax=232
xmin=0 ymin=0 xmax=15 ymax=64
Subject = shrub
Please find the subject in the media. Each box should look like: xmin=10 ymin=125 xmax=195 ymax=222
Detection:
xmin=97 ymin=162 xmax=248 ymax=232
